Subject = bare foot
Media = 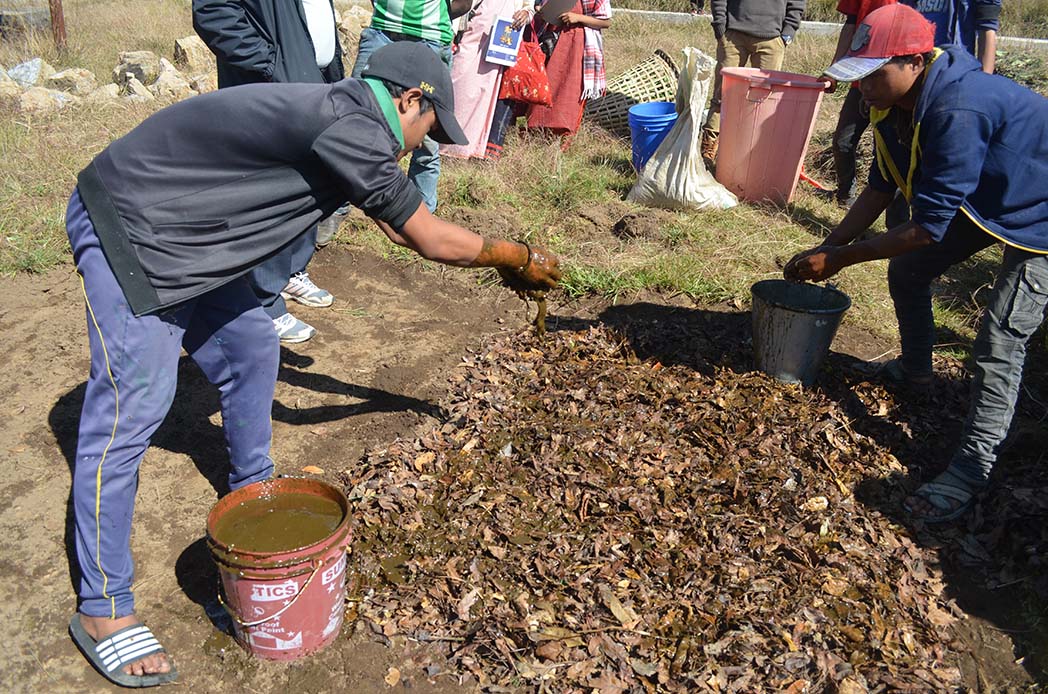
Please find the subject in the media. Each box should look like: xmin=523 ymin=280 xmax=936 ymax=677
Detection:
xmin=79 ymin=613 xmax=172 ymax=677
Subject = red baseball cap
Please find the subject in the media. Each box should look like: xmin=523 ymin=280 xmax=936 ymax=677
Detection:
xmin=824 ymin=4 xmax=936 ymax=81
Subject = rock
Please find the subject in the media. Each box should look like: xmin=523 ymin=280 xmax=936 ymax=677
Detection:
xmin=123 ymin=77 xmax=154 ymax=100
xmin=0 ymin=66 xmax=21 ymax=99
xmin=333 ymin=0 xmax=372 ymax=14
xmin=112 ymin=51 xmax=161 ymax=86
xmin=150 ymin=58 xmax=193 ymax=100
xmin=8 ymin=57 xmax=56 ymax=88
xmin=0 ymin=8 xmax=51 ymax=34
xmin=188 ymin=72 xmax=217 ymax=94
xmin=18 ymin=86 xmax=75 ymax=114
xmin=173 ymin=35 xmax=214 ymax=74
xmin=335 ymin=2 xmax=371 ymax=31
xmin=45 ymin=68 xmax=98 ymax=95
xmin=84 ymin=83 xmax=121 ymax=103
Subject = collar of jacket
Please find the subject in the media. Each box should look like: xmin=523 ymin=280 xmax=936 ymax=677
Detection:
xmin=363 ymin=77 xmax=406 ymax=151
xmin=869 ymin=48 xmax=943 ymax=201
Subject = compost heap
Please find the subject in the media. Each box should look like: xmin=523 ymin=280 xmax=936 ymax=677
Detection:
xmin=341 ymin=324 xmax=1042 ymax=692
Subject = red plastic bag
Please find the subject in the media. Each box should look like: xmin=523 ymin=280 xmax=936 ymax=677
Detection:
xmin=498 ymin=40 xmax=552 ymax=107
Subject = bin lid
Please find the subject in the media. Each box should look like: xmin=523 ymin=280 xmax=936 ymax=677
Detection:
xmin=721 ymin=68 xmax=829 ymax=90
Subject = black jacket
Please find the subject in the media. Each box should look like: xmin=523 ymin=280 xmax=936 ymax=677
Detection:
xmin=710 ymin=0 xmax=805 ymax=40
xmin=193 ymin=0 xmax=345 ymax=87
xmin=76 ymin=79 xmax=422 ymax=316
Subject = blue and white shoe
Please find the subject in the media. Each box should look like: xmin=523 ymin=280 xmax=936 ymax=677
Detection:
xmin=273 ymin=312 xmax=316 ymax=343
xmin=281 ymin=272 xmax=334 ymax=308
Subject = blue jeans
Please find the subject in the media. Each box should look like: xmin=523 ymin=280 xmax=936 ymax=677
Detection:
xmin=67 ymin=189 xmax=279 ymax=618
xmin=951 ymin=244 xmax=1048 ymax=482
xmin=248 ymin=225 xmax=317 ymax=319
xmin=888 ymin=214 xmax=995 ymax=378
xmin=351 ymin=27 xmax=452 ymax=212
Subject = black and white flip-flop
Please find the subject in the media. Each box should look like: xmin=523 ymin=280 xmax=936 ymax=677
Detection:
xmin=69 ymin=614 xmax=178 ymax=688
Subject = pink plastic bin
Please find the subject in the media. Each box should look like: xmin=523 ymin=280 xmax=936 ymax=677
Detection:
xmin=715 ymin=68 xmax=827 ymax=205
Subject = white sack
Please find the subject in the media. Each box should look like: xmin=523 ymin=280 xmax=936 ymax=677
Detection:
xmin=627 ymin=47 xmax=737 ymax=210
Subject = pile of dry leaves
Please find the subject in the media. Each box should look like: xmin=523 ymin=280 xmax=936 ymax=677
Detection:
xmin=339 ymin=324 xmax=1042 ymax=692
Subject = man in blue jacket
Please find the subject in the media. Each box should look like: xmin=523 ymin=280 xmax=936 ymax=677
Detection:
xmin=785 ymin=4 xmax=1048 ymax=524
xmin=193 ymin=0 xmax=344 ymax=343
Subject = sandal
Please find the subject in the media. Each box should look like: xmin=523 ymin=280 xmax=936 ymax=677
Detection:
xmin=878 ymin=358 xmax=933 ymax=386
xmin=69 ymin=614 xmax=178 ymax=688
xmin=904 ymin=468 xmax=986 ymax=524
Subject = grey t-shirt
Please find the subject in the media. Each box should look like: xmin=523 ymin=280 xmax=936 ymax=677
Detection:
xmin=78 ymin=78 xmax=422 ymax=315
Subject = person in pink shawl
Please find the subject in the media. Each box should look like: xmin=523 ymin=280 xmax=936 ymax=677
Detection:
xmin=443 ymin=0 xmax=535 ymax=160
xmin=527 ymin=0 xmax=612 ymax=139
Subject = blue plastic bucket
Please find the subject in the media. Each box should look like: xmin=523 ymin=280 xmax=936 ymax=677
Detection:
xmin=628 ymin=101 xmax=678 ymax=172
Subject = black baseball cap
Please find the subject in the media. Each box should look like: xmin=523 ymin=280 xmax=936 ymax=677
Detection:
xmin=361 ymin=42 xmax=468 ymax=146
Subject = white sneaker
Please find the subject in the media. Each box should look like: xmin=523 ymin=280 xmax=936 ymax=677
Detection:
xmin=281 ymin=272 xmax=334 ymax=308
xmin=273 ymin=313 xmax=316 ymax=343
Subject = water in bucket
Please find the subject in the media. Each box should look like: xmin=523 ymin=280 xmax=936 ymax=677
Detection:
xmin=628 ymin=101 xmax=677 ymax=172
xmin=751 ymin=280 xmax=850 ymax=386
xmin=207 ymin=478 xmax=352 ymax=661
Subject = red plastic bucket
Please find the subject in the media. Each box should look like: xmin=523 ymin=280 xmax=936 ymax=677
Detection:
xmin=715 ymin=68 xmax=826 ymax=205
xmin=206 ymin=478 xmax=352 ymax=661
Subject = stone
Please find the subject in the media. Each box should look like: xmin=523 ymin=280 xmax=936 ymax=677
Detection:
xmin=18 ymin=86 xmax=75 ymax=114
xmin=174 ymin=35 xmax=214 ymax=74
xmin=45 ymin=68 xmax=98 ymax=95
xmin=84 ymin=83 xmax=121 ymax=103
xmin=112 ymin=51 xmax=161 ymax=86
xmin=123 ymin=77 xmax=154 ymax=100
xmin=334 ymin=2 xmax=371 ymax=31
xmin=8 ymin=57 xmax=56 ymax=88
xmin=188 ymin=72 xmax=217 ymax=94
xmin=0 ymin=8 xmax=51 ymax=34
xmin=150 ymin=59 xmax=193 ymax=100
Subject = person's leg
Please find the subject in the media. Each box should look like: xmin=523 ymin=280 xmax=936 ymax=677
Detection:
xmin=350 ymin=27 xmax=392 ymax=79
xmin=704 ymin=30 xmax=743 ymax=134
xmin=951 ymin=248 xmax=1048 ymax=482
xmin=408 ymin=41 xmax=454 ymax=212
xmin=67 ymin=189 xmax=185 ymax=677
xmin=748 ymin=33 xmax=786 ymax=72
xmin=183 ymin=278 xmax=280 ymax=492
xmin=247 ymin=234 xmax=317 ymax=343
xmin=487 ymin=99 xmax=518 ymax=160
xmin=887 ymin=215 xmax=995 ymax=378
xmin=907 ymin=247 xmax=1048 ymax=522
xmin=832 ymin=87 xmax=869 ymax=204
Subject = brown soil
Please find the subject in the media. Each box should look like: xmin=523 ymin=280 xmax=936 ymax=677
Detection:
xmin=0 ymin=246 xmax=1043 ymax=691
xmin=611 ymin=209 xmax=677 ymax=241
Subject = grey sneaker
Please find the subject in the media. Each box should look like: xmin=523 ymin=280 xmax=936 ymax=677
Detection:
xmin=273 ymin=312 xmax=316 ymax=343
xmin=281 ymin=272 xmax=334 ymax=308
xmin=315 ymin=208 xmax=347 ymax=248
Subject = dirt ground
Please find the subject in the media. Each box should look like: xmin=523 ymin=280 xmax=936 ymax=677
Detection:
xmin=0 ymin=245 xmax=1042 ymax=692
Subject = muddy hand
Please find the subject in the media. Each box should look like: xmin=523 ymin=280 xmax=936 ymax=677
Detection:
xmin=498 ymin=244 xmax=561 ymax=293
xmin=784 ymin=247 xmax=839 ymax=282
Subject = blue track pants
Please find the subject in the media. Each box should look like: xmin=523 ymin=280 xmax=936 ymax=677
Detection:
xmin=67 ymin=189 xmax=280 ymax=618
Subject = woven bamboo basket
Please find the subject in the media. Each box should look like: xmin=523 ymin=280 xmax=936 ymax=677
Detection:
xmin=584 ymin=49 xmax=681 ymax=138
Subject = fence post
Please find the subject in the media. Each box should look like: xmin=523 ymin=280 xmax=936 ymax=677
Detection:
xmin=49 ymin=0 xmax=67 ymax=51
